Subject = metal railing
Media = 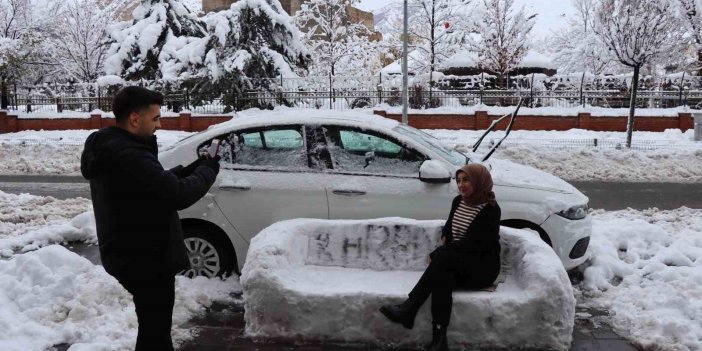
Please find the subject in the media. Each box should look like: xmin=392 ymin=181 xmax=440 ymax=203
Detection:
xmin=6 ymin=88 xmax=702 ymax=114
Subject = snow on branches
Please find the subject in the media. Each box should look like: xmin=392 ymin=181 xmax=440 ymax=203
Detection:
xmin=549 ymin=0 xmax=616 ymax=76
xmin=407 ymin=0 xmax=474 ymax=75
xmin=102 ymin=0 xmax=309 ymax=109
xmin=473 ymin=0 xmax=535 ymax=84
xmin=186 ymin=0 xmax=310 ymax=108
xmin=103 ymin=0 xmax=207 ymax=82
xmin=594 ymin=0 xmax=683 ymax=70
xmin=295 ymin=0 xmax=377 ymax=76
xmin=594 ymin=0 xmax=685 ymax=148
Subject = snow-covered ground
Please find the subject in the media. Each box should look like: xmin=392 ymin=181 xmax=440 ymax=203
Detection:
xmin=1 ymin=123 xmax=699 ymax=182
xmin=0 ymin=190 xmax=241 ymax=351
xmin=0 ymin=130 xmax=192 ymax=175
xmin=0 ymin=188 xmax=700 ymax=350
xmin=378 ymin=104 xmax=700 ymax=117
xmin=431 ymin=128 xmax=702 ymax=183
xmin=0 ymin=190 xmax=92 ymax=255
xmin=577 ymin=207 xmax=702 ymax=351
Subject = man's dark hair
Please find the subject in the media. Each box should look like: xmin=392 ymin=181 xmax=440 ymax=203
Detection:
xmin=112 ymin=86 xmax=164 ymax=123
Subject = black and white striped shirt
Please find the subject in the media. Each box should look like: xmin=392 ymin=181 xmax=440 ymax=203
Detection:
xmin=452 ymin=201 xmax=486 ymax=242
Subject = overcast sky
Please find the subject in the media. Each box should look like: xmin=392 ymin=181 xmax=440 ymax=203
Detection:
xmin=357 ymin=0 xmax=393 ymax=12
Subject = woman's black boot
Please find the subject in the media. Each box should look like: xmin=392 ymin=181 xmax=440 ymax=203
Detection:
xmin=424 ymin=323 xmax=449 ymax=351
xmin=379 ymin=297 xmax=420 ymax=329
xmin=423 ymin=323 xmax=440 ymax=350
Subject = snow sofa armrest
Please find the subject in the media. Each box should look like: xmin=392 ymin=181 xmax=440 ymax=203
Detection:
xmin=241 ymin=218 xmax=575 ymax=351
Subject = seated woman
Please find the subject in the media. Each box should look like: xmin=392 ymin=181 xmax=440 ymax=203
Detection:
xmin=380 ymin=163 xmax=502 ymax=351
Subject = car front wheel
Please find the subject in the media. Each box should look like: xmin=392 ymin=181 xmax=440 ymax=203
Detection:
xmin=180 ymin=224 xmax=235 ymax=278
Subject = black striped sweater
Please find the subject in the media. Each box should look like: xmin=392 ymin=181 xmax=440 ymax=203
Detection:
xmin=451 ymin=202 xmax=486 ymax=243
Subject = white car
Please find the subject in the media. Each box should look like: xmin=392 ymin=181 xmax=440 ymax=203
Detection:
xmin=159 ymin=109 xmax=591 ymax=277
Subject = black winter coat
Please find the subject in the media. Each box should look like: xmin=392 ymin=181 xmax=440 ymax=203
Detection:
xmin=80 ymin=127 xmax=217 ymax=277
xmin=441 ymin=195 xmax=502 ymax=284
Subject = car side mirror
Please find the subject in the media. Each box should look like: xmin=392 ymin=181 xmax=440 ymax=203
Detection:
xmin=419 ymin=160 xmax=451 ymax=183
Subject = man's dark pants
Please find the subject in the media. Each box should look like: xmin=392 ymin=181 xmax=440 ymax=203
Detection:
xmin=116 ymin=268 xmax=176 ymax=351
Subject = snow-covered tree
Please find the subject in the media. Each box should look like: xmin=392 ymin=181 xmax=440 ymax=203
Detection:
xmin=594 ymin=0 xmax=683 ymax=148
xmin=188 ymin=0 xmax=310 ymax=110
xmin=550 ymin=0 xmax=615 ymax=77
xmin=103 ymin=0 xmax=207 ymax=82
xmin=47 ymin=0 xmax=126 ymax=82
xmin=406 ymin=0 xmax=474 ymax=76
xmin=0 ymin=37 xmax=21 ymax=82
xmin=0 ymin=0 xmax=62 ymax=86
xmin=677 ymin=0 xmax=702 ymax=73
xmin=295 ymin=0 xmax=377 ymax=77
xmin=472 ymin=0 xmax=534 ymax=87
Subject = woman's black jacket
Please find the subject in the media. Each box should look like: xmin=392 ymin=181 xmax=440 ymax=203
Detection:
xmin=441 ymin=195 xmax=502 ymax=284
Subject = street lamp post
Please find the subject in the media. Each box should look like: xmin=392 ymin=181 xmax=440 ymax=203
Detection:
xmin=402 ymin=0 xmax=409 ymax=125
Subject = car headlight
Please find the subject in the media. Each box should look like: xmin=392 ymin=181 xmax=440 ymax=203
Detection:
xmin=557 ymin=204 xmax=589 ymax=220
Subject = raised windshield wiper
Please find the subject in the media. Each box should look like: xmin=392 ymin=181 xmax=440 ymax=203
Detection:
xmin=481 ymin=98 xmax=523 ymax=162
xmin=472 ymin=109 xmax=514 ymax=152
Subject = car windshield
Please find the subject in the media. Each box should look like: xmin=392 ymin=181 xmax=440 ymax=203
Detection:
xmin=393 ymin=124 xmax=467 ymax=166
xmin=161 ymin=133 xmax=200 ymax=152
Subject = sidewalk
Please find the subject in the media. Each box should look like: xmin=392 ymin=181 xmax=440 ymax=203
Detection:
xmin=177 ymin=299 xmax=639 ymax=351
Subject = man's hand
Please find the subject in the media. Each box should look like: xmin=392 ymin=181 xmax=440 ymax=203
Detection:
xmin=201 ymin=155 xmax=221 ymax=173
xmin=181 ymin=158 xmax=203 ymax=177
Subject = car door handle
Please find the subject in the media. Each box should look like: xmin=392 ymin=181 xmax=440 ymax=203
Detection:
xmin=332 ymin=189 xmax=366 ymax=196
xmin=219 ymin=185 xmax=251 ymax=191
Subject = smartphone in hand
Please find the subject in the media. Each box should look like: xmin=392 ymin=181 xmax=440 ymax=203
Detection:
xmin=207 ymin=139 xmax=221 ymax=158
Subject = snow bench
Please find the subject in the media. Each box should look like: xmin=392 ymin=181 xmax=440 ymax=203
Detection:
xmin=241 ymin=218 xmax=576 ymax=350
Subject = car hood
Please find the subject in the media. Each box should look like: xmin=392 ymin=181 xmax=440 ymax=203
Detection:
xmin=455 ymin=158 xmax=580 ymax=195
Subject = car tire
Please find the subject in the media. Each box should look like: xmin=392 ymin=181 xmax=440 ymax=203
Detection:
xmin=180 ymin=224 xmax=236 ymax=278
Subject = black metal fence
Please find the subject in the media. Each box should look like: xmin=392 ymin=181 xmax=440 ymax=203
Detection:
xmin=6 ymin=88 xmax=702 ymax=114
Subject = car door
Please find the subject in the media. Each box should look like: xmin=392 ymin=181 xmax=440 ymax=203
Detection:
xmin=208 ymin=125 xmax=329 ymax=242
xmin=315 ymin=124 xmax=453 ymax=221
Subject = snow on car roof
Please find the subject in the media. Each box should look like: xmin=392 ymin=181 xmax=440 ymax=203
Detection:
xmin=207 ymin=107 xmax=400 ymax=134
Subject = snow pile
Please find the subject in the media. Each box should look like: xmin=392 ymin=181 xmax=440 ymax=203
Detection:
xmin=242 ymin=218 xmax=575 ymax=350
xmin=428 ymin=128 xmax=702 ymax=183
xmin=494 ymin=145 xmax=702 ymax=183
xmin=0 ymin=190 xmax=93 ymax=255
xmin=378 ymin=104 xmax=698 ymax=117
xmin=0 ymin=130 xmax=194 ymax=175
xmin=579 ymin=208 xmax=702 ymax=351
xmin=0 ymin=245 xmax=241 ymax=351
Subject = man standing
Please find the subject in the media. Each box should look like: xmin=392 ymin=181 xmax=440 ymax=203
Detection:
xmin=80 ymin=86 xmax=219 ymax=350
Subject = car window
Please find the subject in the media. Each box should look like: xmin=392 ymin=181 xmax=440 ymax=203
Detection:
xmin=340 ymin=130 xmax=402 ymax=154
xmin=394 ymin=124 xmax=467 ymax=167
xmin=325 ymin=127 xmax=424 ymax=175
xmin=204 ymin=127 xmax=307 ymax=169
